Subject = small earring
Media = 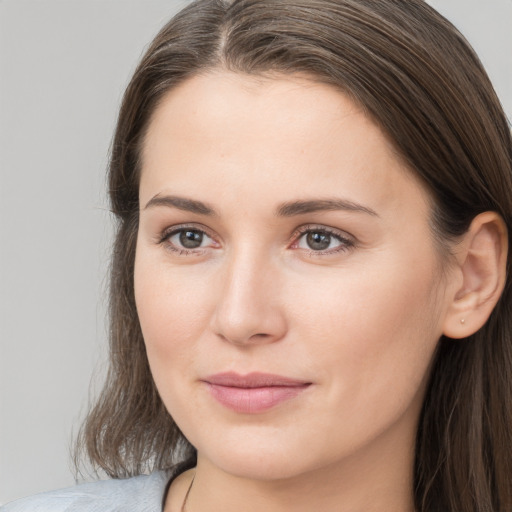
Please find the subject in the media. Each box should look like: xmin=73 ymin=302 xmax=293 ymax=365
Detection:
xmin=460 ymin=318 xmax=466 ymax=324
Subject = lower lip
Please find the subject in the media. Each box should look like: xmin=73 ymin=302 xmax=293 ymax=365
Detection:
xmin=205 ymin=383 xmax=310 ymax=413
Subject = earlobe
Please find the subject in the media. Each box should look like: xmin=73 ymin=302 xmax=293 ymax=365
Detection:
xmin=442 ymin=211 xmax=508 ymax=339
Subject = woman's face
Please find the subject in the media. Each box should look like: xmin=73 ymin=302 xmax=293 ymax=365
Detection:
xmin=135 ymin=71 xmax=456 ymax=481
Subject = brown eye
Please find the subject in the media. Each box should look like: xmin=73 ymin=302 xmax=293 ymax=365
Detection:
xmin=163 ymin=227 xmax=215 ymax=253
xmin=295 ymin=227 xmax=353 ymax=254
xmin=179 ymin=230 xmax=204 ymax=249
xmin=306 ymin=231 xmax=331 ymax=251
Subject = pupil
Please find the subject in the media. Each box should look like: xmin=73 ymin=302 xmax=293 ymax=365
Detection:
xmin=307 ymin=231 xmax=330 ymax=250
xmin=180 ymin=230 xmax=203 ymax=249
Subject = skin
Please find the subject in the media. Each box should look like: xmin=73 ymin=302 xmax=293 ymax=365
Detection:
xmin=135 ymin=71 xmax=462 ymax=512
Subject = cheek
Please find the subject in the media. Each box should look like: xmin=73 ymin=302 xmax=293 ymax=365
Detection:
xmin=291 ymin=254 xmax=442 ymax=403
xmin=134 ymin=250 xmax=218 ymax=372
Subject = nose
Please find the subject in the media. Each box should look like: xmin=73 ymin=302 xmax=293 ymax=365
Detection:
xmin=210 ymin=249 xmax=287 ymax=346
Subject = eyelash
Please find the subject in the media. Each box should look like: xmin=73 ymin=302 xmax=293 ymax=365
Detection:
xmin=291 ymin=225 xmax=355 ymax=255
xmin=158 ymin=224 xmax=217 ymax=256
xmin=158 ymin=224 xmax=355 ymax=256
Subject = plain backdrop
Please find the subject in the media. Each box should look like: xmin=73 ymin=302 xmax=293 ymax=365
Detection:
xmin=0 ymin=0 xmax=511 ymax=505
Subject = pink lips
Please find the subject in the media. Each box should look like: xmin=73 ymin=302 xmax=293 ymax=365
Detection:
xmin=202 ymin=372 xmax=311 ymax=414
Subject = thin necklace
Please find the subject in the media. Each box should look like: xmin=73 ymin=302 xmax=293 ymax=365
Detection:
xmin=179 ymin=474 xmax=417 ymax=512
xmin=181 ymin=473 xmax=196 ymax=512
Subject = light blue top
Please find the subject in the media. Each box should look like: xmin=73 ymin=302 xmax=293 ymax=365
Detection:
xmin=0 ymin=471 xmax=170 ymax=512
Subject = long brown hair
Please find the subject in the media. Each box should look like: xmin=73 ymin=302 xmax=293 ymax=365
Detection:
xmin=76 ymin=1 xmax=512 ymax=510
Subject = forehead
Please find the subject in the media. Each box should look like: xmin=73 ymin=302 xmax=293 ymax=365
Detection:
xmin=140 ymin=70 xmax=430 ymax=220
xmin=143 ymin=71 xmax=374 ymax=162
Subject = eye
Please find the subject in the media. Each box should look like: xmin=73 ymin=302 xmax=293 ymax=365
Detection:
xmin=160 ymin=226 xmax=217 ymax=253
xmin=293 ymin=226 xmax=354 ymax=254
xmin=173 ymin=229 xmax=207 ymax=249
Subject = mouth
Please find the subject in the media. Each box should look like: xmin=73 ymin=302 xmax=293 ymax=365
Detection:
xmin=201 ymin=372 xmax=312 ymax=414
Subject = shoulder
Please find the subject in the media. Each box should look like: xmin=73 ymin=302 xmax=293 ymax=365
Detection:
xmin=0 ymin=471 xmax=170 ymax=512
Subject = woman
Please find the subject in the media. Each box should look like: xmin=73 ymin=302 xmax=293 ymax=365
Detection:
xmin=3 ymin=0 xmax=511 ymax=511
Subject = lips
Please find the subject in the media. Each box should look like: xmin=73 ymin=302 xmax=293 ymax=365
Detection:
xmin=201 ymin=372 xmax=311 ymax=414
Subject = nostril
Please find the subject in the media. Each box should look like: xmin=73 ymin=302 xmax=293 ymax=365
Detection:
xmin=215 ymin=331 xmax=274 ymax=346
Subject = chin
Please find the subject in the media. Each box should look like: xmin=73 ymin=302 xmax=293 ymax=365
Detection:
xmin=194 ymin=431 xmax=330 ymax=482
xmin=211 ymin=453 xmax=310 ymax=481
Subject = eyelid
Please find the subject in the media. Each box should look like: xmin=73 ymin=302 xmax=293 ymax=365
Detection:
xmin=290 ymin=224 xmax=356 ymax=253
xmin=159 ymin=222 xmax=215 ymax=240
xmin=158 ymin=223 xmax=220 ymax=251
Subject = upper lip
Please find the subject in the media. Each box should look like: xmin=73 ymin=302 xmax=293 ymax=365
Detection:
xmin=202 ymin=372 xmax=311 ymax=388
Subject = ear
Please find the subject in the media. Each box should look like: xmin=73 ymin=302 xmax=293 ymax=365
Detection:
xmin=442 ymin=211 xmax=508 ymax=339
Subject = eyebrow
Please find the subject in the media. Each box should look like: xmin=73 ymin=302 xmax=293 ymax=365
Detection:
xmin=276 ymin=198 xmax=379 ymax=217
xmin=144 ymin=195 xmax=217 ymax=216
xmin=143 ymin=194 xmax=379 ymax=218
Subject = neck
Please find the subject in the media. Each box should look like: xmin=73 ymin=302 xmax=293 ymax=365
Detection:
xmin=181 ymin=429 xmax=416 ymax=512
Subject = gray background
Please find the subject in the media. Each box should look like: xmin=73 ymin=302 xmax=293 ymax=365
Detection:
xmin=0 ymin=0 xmax=511 ymax=505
